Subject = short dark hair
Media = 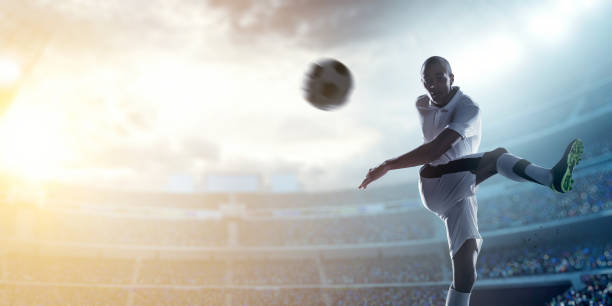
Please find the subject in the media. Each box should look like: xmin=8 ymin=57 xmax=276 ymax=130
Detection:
xmin=421 ymin=56 xmax=452 ymax=75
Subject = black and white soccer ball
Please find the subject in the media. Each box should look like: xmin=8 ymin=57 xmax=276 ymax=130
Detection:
xmin=302 ymin=58 xmax=353 ymax=111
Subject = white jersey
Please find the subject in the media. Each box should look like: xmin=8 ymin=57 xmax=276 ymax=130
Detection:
xmin=416 ymin=86 xmax=484 ymax=258
xmin=416 ymin=87 xmax=481 ymax=165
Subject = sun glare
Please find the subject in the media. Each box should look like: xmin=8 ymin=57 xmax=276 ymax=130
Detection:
xmin=0 ymin=58 xmax=21 ymax=86
xmin=0 ymin=105 xmax=71 ymax=181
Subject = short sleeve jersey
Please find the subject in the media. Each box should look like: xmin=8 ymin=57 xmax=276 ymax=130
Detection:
xmin=416 ymin=87 xmax=481 ymax=166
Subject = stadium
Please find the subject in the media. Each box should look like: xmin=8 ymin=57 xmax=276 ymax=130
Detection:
xmin=1 ymin=0 xmax=612 ymax=305
xmin=0 ymin=80 xmax=610 ymax=305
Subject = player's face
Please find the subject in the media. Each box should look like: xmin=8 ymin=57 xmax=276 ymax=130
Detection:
xmin=421 ymin=63 xmax=454 ymax=105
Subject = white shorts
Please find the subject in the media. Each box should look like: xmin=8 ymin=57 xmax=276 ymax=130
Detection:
xmin=418 ymin=164 xmax=483 ymax=258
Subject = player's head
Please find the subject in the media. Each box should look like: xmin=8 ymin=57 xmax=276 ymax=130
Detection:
xmin=421 ymin=56 xmax=454 ymax=105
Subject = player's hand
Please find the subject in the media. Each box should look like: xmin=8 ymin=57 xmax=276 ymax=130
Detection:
xmin=358 ymin=162 xmax=389 ymax=190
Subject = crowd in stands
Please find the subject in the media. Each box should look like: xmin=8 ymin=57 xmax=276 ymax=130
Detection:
xmin=232 ymin=289 xmax=325 ymax=305
xmin=327 ymin=287 xmax=447 ymax=306
xmin=548 ymin=273 xmax=612 ymax=306
xmin=479 ymin=167 xmax=612 ymax=231
xmin=0 ymin=157 xmax=607 ymax=250
xmin=35 ymin=212 xmax=227 ymax=246
xmin=137 ymin=259 xmax=227 ymax=285
xmin=232 ymin=259 xmax=320 ymax=285
xmin=0 ymin=254 xmax=441 ymax=286
xmin=478 ymin=239 xmax=612 ymax=279
xmin=16 ymin=167 xmax=609 ymax=247
xmin=5 ymin=254 xmax=134 ymax=284
xmin=0 ymin=286 xmax=448 ymax=305
xmin=2 ymin=237 xmax=609 ymax=288
xmin=240 ymin=159 xmax=610 ymax=247
xmin=239 ymin=212 xmax=435 ymax=246
xmin=323 ymin=254 xmax=442 ymax=284
xmin=580 ymin=138 xmax=612 ymax=161
xmin=0 ymin=286 xmax=129 ymax=305
xmin=238 ymin=163 xmax=610 ymax=245
xmin=0 ymin=249 xmax=610 ymax=304
xmin=0 ymin=287 xmax=229 ymax=305
xmin=132 ymin=289 xmax=227 ymax=305
xmin=235 ymin=184 xmax=417 ymax=209
xmin=3 ymin=280 xmax=612 ymax=306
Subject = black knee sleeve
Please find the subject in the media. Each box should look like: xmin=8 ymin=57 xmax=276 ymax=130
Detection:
xmin=512 ymin=159 xmax=540 ymax=184
xmin=479 ymin=147 xmax=508 ymax=175
xmin=491 ymin=147 xmax=508 ymax=159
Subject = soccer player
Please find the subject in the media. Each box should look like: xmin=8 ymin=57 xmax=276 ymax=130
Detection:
xmin=358 ymin=56 xmax=583 ymax=306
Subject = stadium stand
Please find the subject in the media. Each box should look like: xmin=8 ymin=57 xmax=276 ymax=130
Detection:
xmin=0 ymin=286 xmax=129 ymax=305
xmin=232 ymin=259 xmax=320 ymax=285
xmin=137 ymin=259 xmax=227 ymax=285
xmin=239 ymin=212 xmax=435 ymax=246
xmin=478 ymin=239 xmax=612 ymax=279
xmin=35 ymin=213 xmax=228 ymax=246
xmin=323 ymin=254 xmax=442 ymax=284
xmin=326 ymin=287 xmax=447 ymax=306
xmin=131 ymin=289 xmax=227 ymax=306
xmin=479 ymin=167 xmax=612 ymax=231
xmin=548 ymin=273 xmax=612 ymax=306
xmin=5 ymin=254 xmax=134 ymax=284
xmin=232 ymin=289 xmax=325 ymax=306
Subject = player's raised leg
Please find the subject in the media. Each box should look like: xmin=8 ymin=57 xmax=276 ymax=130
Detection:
xmin=549 ymin=138 xmax=584 ymax=193
xmin=473 ymin=147 xmax=507 ymax=185
xmin=420 ymin=139 xmax=584 ymax=192
xmin=479 ymin=138 xmax=584 ymax=192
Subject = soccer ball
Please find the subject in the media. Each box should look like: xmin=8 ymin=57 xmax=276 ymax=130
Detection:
xmin=302 ymin=58 xmax=353 ymax=111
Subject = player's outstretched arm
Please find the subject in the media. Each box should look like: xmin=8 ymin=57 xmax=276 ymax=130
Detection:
xmin=386 ymin=128 xmax=461 ymax=170
xmin=358 ymin=128 xmax=462 ymax=190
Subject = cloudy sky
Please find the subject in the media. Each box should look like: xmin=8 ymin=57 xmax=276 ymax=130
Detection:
xmin=0 ymin=0 xmax=610 ymax=192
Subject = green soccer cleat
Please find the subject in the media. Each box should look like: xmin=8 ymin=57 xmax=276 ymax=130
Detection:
xmin=550 ymin=138 xmax=583 ymax=193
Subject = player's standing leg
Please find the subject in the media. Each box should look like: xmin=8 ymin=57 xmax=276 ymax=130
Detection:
xmin=446 ymin=239 xmax=478 ymax=306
